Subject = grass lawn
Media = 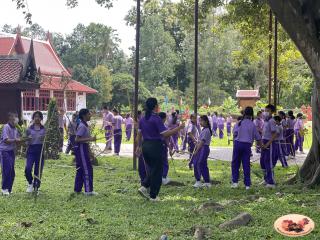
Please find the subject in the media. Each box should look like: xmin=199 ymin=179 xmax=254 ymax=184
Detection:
xmin=0 ymin=155 xmax=319 ymax=239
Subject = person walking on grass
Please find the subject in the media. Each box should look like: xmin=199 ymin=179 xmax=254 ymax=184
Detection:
xmin=231 ymin=107 xmax=261 ymax=190
xmin=192 ymin=115 xmax=213 ymax=188
xmin=260 ymin=104 xmax=278 ymax=189
xmin=112 ymin=108 xmax=123 ymax=156
xmin=74 ymin=109 xmax=97 ymax=196
xmin=25 ymin=111 xmax=46 ymax=193
xmin=136 ymin=98 xmax=184 ymax=202
xmin=0 ymin=112 xmax=22 ymax=196
xmin=294 ymin=113 xmax=305 ymax=154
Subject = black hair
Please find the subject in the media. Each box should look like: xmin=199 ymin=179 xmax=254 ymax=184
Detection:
xmin=158 ymin=112 xmax=167 ymax=120
xmin=214 ymin=112 xmax=218 ymax=115
xmin=78 ymin=108 xmax=90 ymax=121
xmin=8 ymin=112 xmax=17 ymax=118
xmin=237 ymin=116 xmax=242 ymax=121
xmin=126 ymin=113 xmax=131 ymax=118
xmin=112 ymin=108 xmax=119 ymax=114
xmin=145 ymin=98 xmax=158 ymax=120
xmin=200 ymin=115 xmax=212 ymax=136
xmin=138 ymin=110 xmax=142 ymax=115
xmin=288 ymin=110 xmax=295 ymax=120
xmin=32 ymin=111 xmax=43 ymax=120
xmin=265 ymin=104 xmax=276 ymax=113
xmin=102 ymin=104 xmax=108 ymax=110
xmin=297 ymin=113 xmax=303 ymax=118
xmin=257 ymin=110 xmax=262 ymax=116
xmin=273 ymin=115 xmax=281 ymax=122
xmin=175 ymin=110 xmax=179 ymax=115
xmin=239 ymin=107 xmax=254 ymax=126
xmin=171 ymin=112 xmax=178 ymax=125
xmin=278 ymin=111 xmax=286 ymax=119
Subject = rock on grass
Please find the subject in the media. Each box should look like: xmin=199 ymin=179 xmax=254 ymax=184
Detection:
xmin=219 ymin=212 xmax=253 ymax=230
xmin=197 ymin=202 xmax=224 ymax=212
xmin=193 ymin=226 xmax=211 ymax=240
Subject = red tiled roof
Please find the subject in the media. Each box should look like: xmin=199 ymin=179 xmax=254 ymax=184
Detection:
xmin=0 ymin=37 xmax=14 ymax=55
xmin=236 ymin=90 xmax=260 ymax=98
xmin=0 ymin=33 xmax=70 ymax=77
xmin=41 ymin=76 xmax=98 ymax=94
xmin=0 ymin=58 xmax=23 ymax=83
xmin=0 ymin=33 xmax=97 ymax=94
xmin=20 ymin=38 xmax=71 ymax=77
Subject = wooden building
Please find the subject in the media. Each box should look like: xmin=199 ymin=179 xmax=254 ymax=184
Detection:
xmin=0 ymin=40 xmax=39 ymax=124
xmin=236 ymin=90 xmax=260 ymax=109
xmin=0 ymin=32 xmax=97 ymax=122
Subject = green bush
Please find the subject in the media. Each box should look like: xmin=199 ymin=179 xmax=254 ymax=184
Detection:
xmin=45 ymin=99 xmax=60 ymax=160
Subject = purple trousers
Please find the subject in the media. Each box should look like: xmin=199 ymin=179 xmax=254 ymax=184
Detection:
xmin=0 ymin=150 xmax=15 ymax=192
xmin=232 ymin=141 xmax=251 ymax=186
xmin=260 ymin=139 xmax=275 ymax=185
xmin=182 ymin=134 xmax=187 ymax=151
xmin=171 ymin=133 xmax=179 ymax=152
xmin=212 ymin=123 xmax=218 ymax=137
xmin=294 ymin=130 xmax=304 ymax=152
xmin=74 ymin=143 xmax=93 ymax=192
xmin=273 ymin=141 xmax=288 ymax=168
xmin=193 ymin=145 xmax=210 ymax=183
xmin=25 ymin=144 xmax=44 ymax=189
xmin=286 ymin=129 xmax=295 ymax=156
xmin=65 ymin=135 xmax=76 ymax=154
xmin=227 ymin=123 xmax=231 ymax=136
xmin=218 ymin=125 xmax=224 ymax=139
xmin=125 ymin=124 xmax=132 ymax=141
xmin=162 ymin=143 xmax=169 ymax=178
xmin=114 ymin=129 xmax=122 ymax=154
xmin=188 ymin=138 xmax=196 ymax=168
xmin=105 ymin=126 xmax=112 ymax=150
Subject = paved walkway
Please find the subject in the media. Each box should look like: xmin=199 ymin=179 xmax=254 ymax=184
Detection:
xmin=89 ymin=143 xmax=308 ymax=166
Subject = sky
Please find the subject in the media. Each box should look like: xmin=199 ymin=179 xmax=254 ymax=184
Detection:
xmin=0 ymin=0 xmax=138 ymax=55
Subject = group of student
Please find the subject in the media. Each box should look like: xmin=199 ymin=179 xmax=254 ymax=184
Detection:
xmin=136 ymin=98 xmax=214 ymax=201
xmin=0 ymin=98 xmax=307 ymax=200
xmin=232 ymin=105 xmax=306 ymax=190
xmin=101 ymin=106 xmax=134 ymax=156
xmin=0 ymin=111 xmax=45 ymax=195
xmin=209 ymin=112 xmax=233 ymax=139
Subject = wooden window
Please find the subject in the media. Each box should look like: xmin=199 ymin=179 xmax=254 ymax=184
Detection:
xmin=66 ymin=92 xmax=76 ymax=111
xmin=53 ymin=91 xmax=64 ymax=110
xmin=23 ymin=90 xmax=36 ymax=111
xmin=39 ymin=90 xmax=50 ymax=111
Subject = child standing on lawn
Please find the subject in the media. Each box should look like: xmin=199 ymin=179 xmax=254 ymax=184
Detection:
xmin=294 ymin=113 xmax=305 ymax=154
xmin=25 ymin=111 xmax=46 ymax=193
xmin=187 ymin=114 xmax=199 ymax=169
xmin=193 ymin=115 xmax=212 ymax=188
xmin=112 ymin=108 xmax=123 ymax=156
xmin=212 ymin=112 xmax=218 ymax=137
xmin=0 ymin=112 xmax=21 ymax=195
xmin=74 ymin=109 xmax=97 ymax=196
xmin=231 ymin=107 xmax=261 ymax=190
xmin=102 ymin=105 xmax=114 ymax=153
xmin=217 ymin=114 xmax=225 ymax=139
xmin=260 ymin=104 xmax=278 ymax=188
xmin=254 ymin=111 xmax=264 ymax=153
xmin=226 ymin=114 xmax=232 ymax=137
xmin=124 ymin=113 xmax=133 ymax=141
xmin=158 ymin=112 xmax=171 ymax=185
xmin=286 ymin=111 xmax=296 ymax=158
xmin=273 ymin=115 xmax=288 ymax=168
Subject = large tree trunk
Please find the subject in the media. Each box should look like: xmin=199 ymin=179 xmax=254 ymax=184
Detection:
xmin=267 ymin=0 xmax=320 ymax=186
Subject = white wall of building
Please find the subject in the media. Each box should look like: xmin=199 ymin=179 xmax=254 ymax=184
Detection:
xmin=22 ymin=90 xmax=88 ymax=124
xmin=76 ymin=92 xmax=87 ymax=111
